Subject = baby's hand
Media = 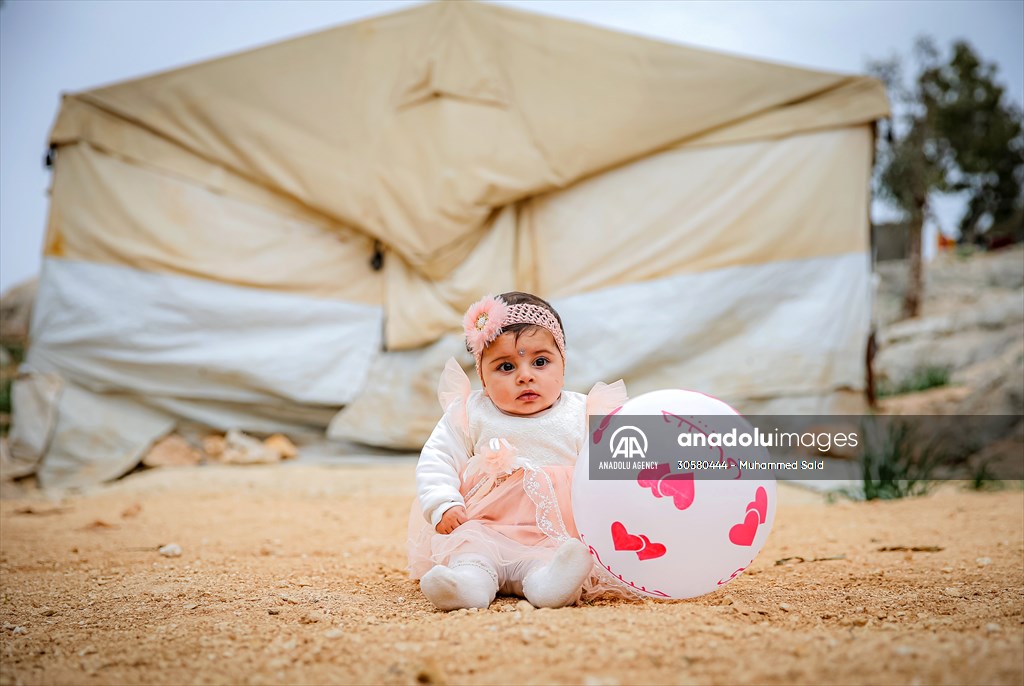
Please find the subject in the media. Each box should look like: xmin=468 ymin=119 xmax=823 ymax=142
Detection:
xmin=436 ymin=506 xmax=467 ymax=534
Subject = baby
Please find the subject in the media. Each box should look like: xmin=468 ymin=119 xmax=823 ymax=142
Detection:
xmin=408 ymin=291 xmax=627 ymax=610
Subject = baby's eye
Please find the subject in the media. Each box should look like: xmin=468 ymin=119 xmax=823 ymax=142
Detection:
xmin=498 ymin=362 xmax=515 ymax=373
xmin=534 ymin=357 xmax=549 ymax=367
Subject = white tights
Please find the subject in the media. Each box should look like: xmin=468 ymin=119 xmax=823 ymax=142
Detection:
xmin=419 ymin=539 xmax=593 ymax=611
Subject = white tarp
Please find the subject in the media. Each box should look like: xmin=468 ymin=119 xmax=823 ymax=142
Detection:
xmin=28 ymin=259 xmax=383 ymax=407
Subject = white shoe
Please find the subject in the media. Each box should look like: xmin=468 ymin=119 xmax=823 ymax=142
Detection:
xmin=420 ymin=563 xmax=497 ymax=611
xmin=522 ymin=540 xmax=593 ymax=608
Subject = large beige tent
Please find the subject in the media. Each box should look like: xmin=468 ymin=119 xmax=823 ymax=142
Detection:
xmin=10 ymin=1 xmax=889 ymax=488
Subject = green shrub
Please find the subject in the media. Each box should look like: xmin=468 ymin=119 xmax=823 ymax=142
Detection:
xmin=877 ymin=366 xmax=951 ymax=397
xmin=845 ymin=420 xmax=954 ymax=500
xmin=0 ymin=378 xmax=10 ymax=436
xmin=955 ymin=244 xmax=977 ymax=259
xmin=0 ymin=378 xmax=10 ymax=414
xmin=2 ymin=343 xmax=25 ymax=364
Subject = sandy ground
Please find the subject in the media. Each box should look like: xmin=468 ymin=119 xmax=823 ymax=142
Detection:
xmin=0 ymin=463 xmax=1022 ymax=686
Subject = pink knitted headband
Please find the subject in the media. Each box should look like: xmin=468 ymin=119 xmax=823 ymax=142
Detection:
xmin=463 ymin=295 xmax=566 ymax=369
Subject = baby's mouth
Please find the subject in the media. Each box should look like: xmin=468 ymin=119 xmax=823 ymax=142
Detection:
xmin=517 ymin=390 xmax=540 ymax=401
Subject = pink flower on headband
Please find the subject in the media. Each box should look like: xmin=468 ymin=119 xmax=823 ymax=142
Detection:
xmin=463 ymin=295 xmax=508 ymax=360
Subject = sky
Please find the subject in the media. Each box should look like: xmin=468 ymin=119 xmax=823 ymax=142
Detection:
xmin=1 ymin=0 xmax=1022 ymax=292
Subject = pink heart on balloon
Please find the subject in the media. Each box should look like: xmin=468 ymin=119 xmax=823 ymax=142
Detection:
xmin=658 ymin=473 xmax=695 ymax=511
xmin=729 ymin=510 xmax=760 ymax=547
xmin=610 ymin=521 xmax=644 ymax=551
xmin=636 ymin=462 xmax=671 ymax=497
xmin=744 ymin=486 xmax=768 ymax=524
xmin=636 ymin=534 xmax=667 ymax=561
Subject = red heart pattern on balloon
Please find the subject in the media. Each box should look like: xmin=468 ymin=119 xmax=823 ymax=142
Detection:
xmin=610 ymin=521 xmax=644 ymax=551
xmin=729 ymin=510 xmax=760 ymax=546
xmin=636 ymin=463 xmax=695 ymax=511
xmin=610 ymin=522 xmax=667 ymax=560
xmin=636 ymin=462 xmax=671 ymax=497
xmin=745 ymin=486 xmax=768 ymax=524
xmin=658 ymin=473 xmax=695 ymax=511
xmin=636 ymin=534 xmax=667 ymax=561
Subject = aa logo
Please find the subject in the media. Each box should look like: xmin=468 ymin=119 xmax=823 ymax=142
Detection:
xmin=610 ymin=426 xmax=648 ymax=459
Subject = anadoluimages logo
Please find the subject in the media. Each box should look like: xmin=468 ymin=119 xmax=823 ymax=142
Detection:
xmin=609 ymin=425 xmax=648 ymax=459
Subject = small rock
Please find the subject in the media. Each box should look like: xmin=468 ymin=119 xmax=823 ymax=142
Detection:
xmin=39 ymin=608 xmax=56 ymax=617
xmin=159 ymin=543 xmax=183 ymax=558
xmin=851 ymin=616 xmax=869 ymax=627
xmin=985 ymin=623 xmax=1001 ymax=634
xmin=943 ymin=587 xmax=964 ymax=598
xmin=268 ymin=608 xmax=281 ymax=615
xmin=263 ymin=434 xmax=298 ymax=460
xmin=779 ymin=603 xmax=791 ymax=612
xmin=216 ymin=429 xmax=282 ymax=465
xmin=12 ymin=626 xmax=26 ymax=635
xmin=976 ymin=557 xmax=992 ymax=566
xmin=501 ymin=604 xmax=516 ymax=613
xmin=143 ymin=435 xmax=201 ymax=468
xmin=894 ymin=645 xmax=916 ymax=657
xmin=202 ymin=434 xmax=226 ymax=459
xmin=183 ymin=603 xmax=198 ymax=610
xmin=324 ymin=628 xmax=344 ymax=639
xmin=300 ymin=611 xmax=325 ymax=624
xmin=516 ymin=600 xmax=534 ymax=613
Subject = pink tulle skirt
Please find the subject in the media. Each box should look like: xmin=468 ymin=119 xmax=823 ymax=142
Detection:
xmin=407 ymin=465 xmax=632 ymax=601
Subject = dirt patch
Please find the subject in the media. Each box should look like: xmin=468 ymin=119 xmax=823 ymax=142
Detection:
xmin=1 ymin=464 xmax=1021 ymax=685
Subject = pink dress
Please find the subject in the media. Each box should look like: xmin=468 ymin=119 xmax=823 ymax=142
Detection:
xmin=407 ymin=359 xmax=630 ymax=600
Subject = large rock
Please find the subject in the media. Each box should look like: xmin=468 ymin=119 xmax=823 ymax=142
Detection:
xmin=874 ymin=246 xmax=1024 ymax=327
xmin=0 ymin=278 xmax=37 ymax=347
xmin=875 ymin=327 xmax=1021 ymax=387
xmin=878 ymin=292 xmax=1024 ymax=346
xmin=873 ymin=247 xmax=1023 ymax=443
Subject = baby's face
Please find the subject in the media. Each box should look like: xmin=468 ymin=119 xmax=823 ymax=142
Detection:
xmin=480 ymin=328 xmax=565 ymax=416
